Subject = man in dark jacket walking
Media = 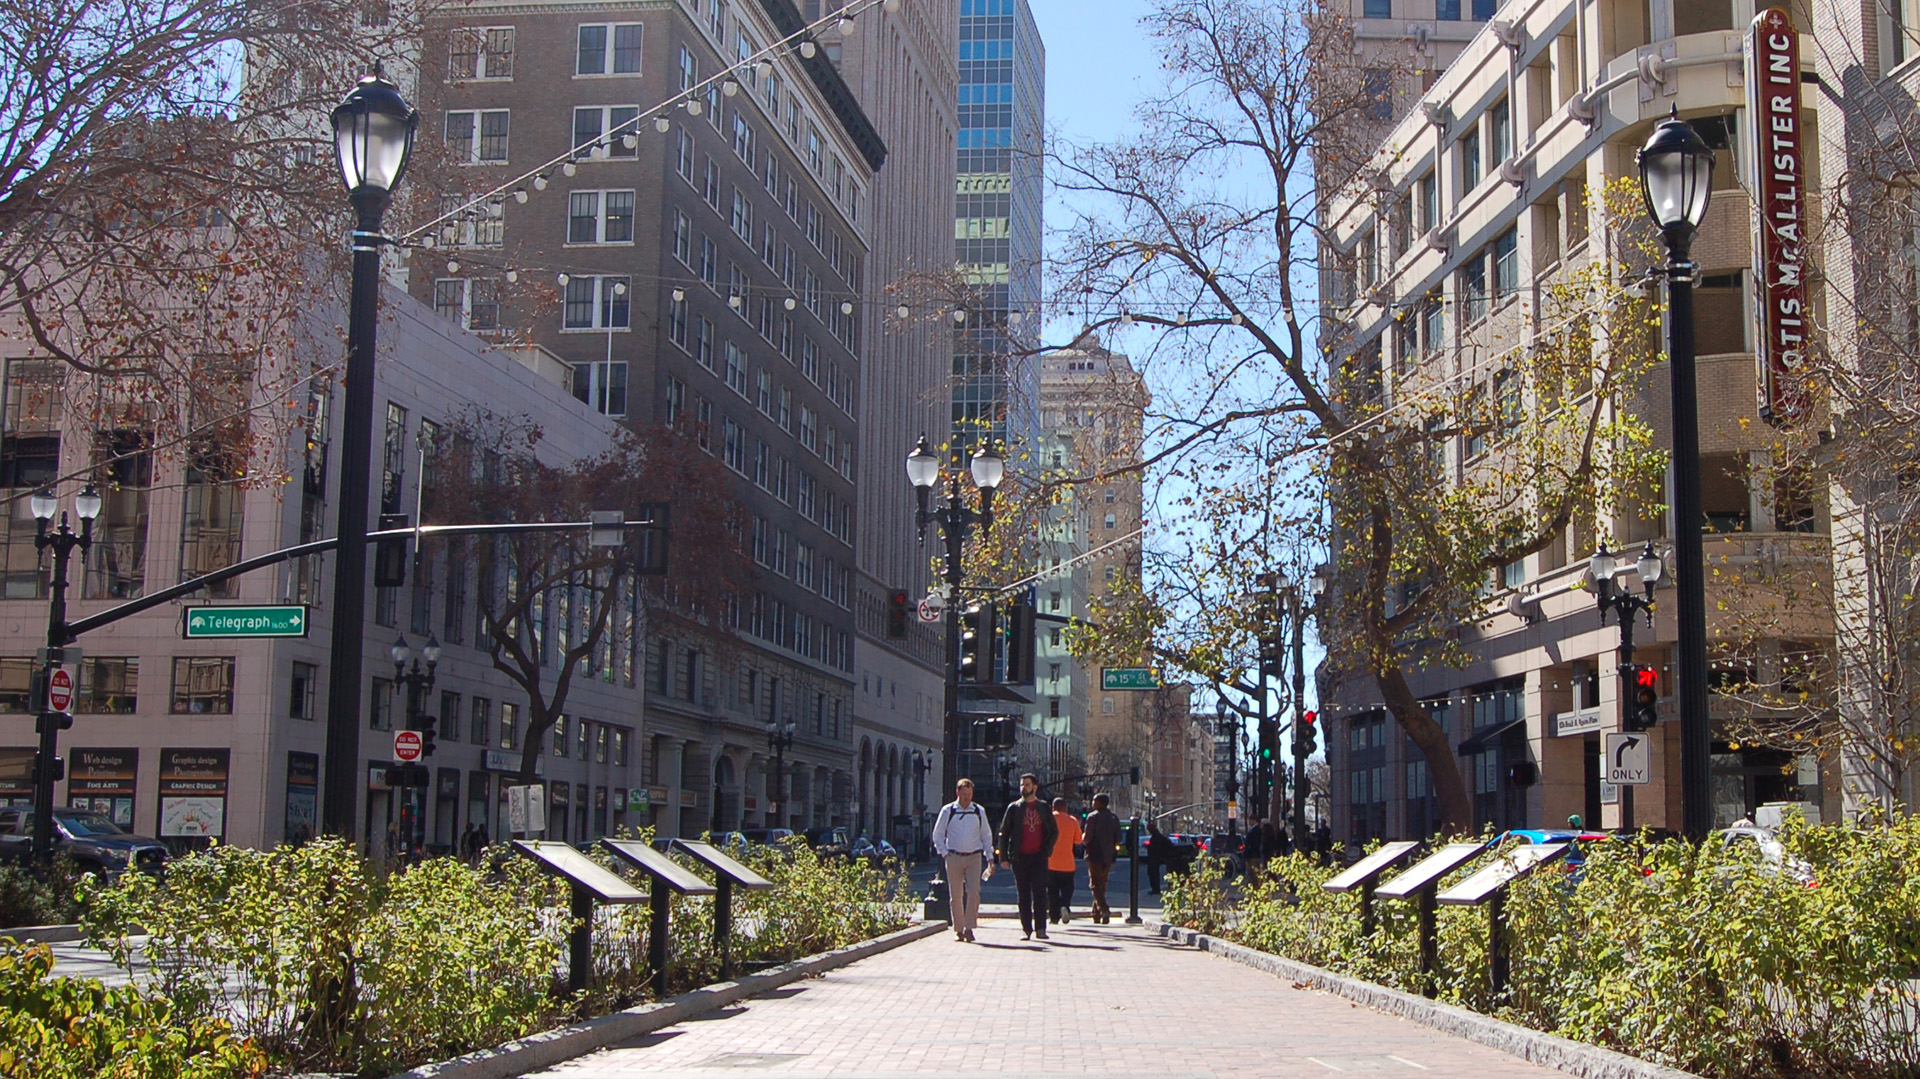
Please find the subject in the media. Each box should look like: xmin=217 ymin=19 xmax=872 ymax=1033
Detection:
xmin=996 ymin=773 xmax=1058 ymax=941
xmin=1242 ymin=816 xmax=1267 ymax=881
xmin=1080 ymin=793 xmax=1122 ymax=923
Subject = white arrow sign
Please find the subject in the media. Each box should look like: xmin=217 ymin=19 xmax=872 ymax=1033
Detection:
xmin=1605 ymin=732 xmax=1650 ymax=786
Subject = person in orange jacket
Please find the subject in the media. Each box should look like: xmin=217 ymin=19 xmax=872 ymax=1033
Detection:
xmin=1048 ymin=796 xmax=1083 ymax=924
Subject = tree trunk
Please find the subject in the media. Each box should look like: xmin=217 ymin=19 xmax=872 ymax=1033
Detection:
xmin=1375 ymin=663 xmax=1472 ymax=834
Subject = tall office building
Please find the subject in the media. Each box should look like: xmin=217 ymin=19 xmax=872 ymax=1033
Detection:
xmin=418 ymin=0 xmax=885 ymax=837
xmin=954 ymin=0 xmax=1043 ymax=449
xmin=833 ymin=0 xmax=958 ymax=846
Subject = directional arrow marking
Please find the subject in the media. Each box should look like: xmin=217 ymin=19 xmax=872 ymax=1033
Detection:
xmin=1613 ymin=735 xmax=1642 ymax=770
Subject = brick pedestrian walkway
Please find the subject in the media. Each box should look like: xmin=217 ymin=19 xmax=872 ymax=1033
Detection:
xmin=524 ymin=921 xmax=1577 ymax=1078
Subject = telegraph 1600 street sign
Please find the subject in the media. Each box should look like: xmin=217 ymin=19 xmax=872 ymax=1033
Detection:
xmin=183 ymin=605 xmax=309 ymax=639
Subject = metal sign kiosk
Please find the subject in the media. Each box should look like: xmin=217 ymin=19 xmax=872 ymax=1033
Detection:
xmin=1436 ymin=843 xmax=1570 ymax=996
xmin=600 ymin=839 xmax=717 ymax=994
xmin=1374 ymin=841 xmax=1488 ymax=996
xmin=669 ymin=839 xmax=775 ymax=979
xmin=512 ymin=840 xmax=649 ymax=994
xmin=1321 ymin=840 xmax=1420 ymax=936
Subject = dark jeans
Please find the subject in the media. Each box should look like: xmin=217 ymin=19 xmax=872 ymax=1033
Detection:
xmin=1147 ymin=858 xmax=1164 ymax=894
xmin=1011 ymin=852 xmax=1049 ymax=934
xmin=1048 ymin=868 xmax=1075 ymax=921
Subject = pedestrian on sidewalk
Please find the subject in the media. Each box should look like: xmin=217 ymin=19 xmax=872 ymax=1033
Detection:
xmin=1145 ymin=819 xmax=1168 ymax=895
xmin=931 ymin=778 xmax=994 ymax=942
xmin=1081 ymin=793 xmax=1121 ymax=923
xmin=1241 ymin=816 xmax=1267 ymax=882
xmin=1048 ymin=796 xmax=1082 ymax=924
xmin=996 ymin=773 xmax=1057 ymax=941
xmin=932 ymin=779 xmax=994 ymax=942
xmin=1315 ymin=820 xmax=1333 ymax=866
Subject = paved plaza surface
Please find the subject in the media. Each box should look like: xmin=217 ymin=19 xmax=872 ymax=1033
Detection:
xmin=525 ymin=921 xmax=1575 ymax=1079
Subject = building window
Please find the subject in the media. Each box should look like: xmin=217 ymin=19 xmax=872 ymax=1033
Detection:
xmin=567 ymin=190 xmax=635 ymax=244
xmin=562 ymin=275 xmax=630 ymax=330
xmin=445 ymin=109 xmax=510 ymax=163
xmin=1459 ymin=126 xmax=1482 ymax=192
xmin=170 ymin=656 xmax=234 ymax=715
xmin=1102 ymin=697 xmax=1115 ymax=714
xmin=1422 ymin=291 xmax=1445 ymax=354
xmin=78 ymin=657 xmax=138 ymax=714
xmin=470 ymin=697 xmax=491 ymax=744
xmin=432 ymin=278 xmax=501 ymax=333
xmin=1363 ymin=0 xmax=1391 ymax=14
xmin=576 ymin=22 xmax=642 ymax=75
xmin=722 ymin=417 xmax=747 ymax=473
xmin=1417 ymin=172 xmax=1437 ymax=233
xmin=574 ymin=361 xmax=628 ymax=417
xmin=724 ymin=342 xmax=749 ymax=396
xmin=1437 ymin=0 xmax=1461 ymax=17
xmin=436 ymin=196 xmax=503 ymax=247
xmin=553 ymin=714 xmax=570 ymax=756
xmin=572 ymin=105 xmax=640 ymax=159
xmin=1459 ymin=255 xmax=1487 ymax=325
xmin=1488 ymin=98 xmax=1511 ymax=166
xmin=731 ymin=112 xmax=755 ymax=166
xmin=450 ymin=26 xmax=515 ymax=80
xmin=288 ymin=661 xmax=315 ymax=720
xmin=1492 ymin=226 xmax=1519 ymax=302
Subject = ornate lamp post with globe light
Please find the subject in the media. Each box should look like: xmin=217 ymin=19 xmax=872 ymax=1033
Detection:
xmin=28 ymin=484 xmax=101 ymax=867
xmin=1638 ymin=109 xmax=1715 ymax=838
xmin=321 ymin=71 xmax=418 ymax=839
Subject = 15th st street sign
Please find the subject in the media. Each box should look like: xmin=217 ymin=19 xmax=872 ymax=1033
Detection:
xmin=1101 ymin=667 xmax=1163 ymax=691
xmin=182 ymin=605 xmax=310 ymax=639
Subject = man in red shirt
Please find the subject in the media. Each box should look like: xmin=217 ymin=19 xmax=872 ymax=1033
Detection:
xmin=995 ymin=773 xmax=1058 ymax=941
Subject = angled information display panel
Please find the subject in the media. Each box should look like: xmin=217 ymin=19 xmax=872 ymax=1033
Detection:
xmin=512 ymin=840 xmax=649 ymax=903
xmin=1323 ymin=840 xmax=1420 ymax=893
xmin=600 ymin=838 xmax=716 ymax=895
xmin=1374 ymin=842 xmax=1487 ymax=900
xmin=1436 ymin=843 xmax=1569 ymax=905
xmin=672 ymin=839 xmax=775 ymax=890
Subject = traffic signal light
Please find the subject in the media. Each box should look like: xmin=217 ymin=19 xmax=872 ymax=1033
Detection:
xmin=1004 ymin=603 xmax=1036 ymax=684
xmin=1625 ymin=665 xmax=1660 ymax=731
xmin=374 ymin=513 xmax=410 ymax=587
xmin=887 ymin=590 xmax=910 ymax=639
xmin=959 ymin=601 xmax=997 ymax=683
xmin=1259 ymin=744 xmax=1274 ymax=761
xmin=33 ymin=753 xmax=64 ymax=785
xmin=418 ymin=714 xmax=439 ymax=757
xmin=1294 ymin=710 xmax=1319 ymax=756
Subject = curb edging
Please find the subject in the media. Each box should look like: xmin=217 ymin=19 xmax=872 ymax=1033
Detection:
xmin=1153 ymin=923 xmax=1704 ymax=1079
xmin=3 ymin=923 xmax=85 ymax=943
xmin=389 ymin=921 xmax=946 ymax=1079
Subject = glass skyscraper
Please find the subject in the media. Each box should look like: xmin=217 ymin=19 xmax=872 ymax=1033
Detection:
xmin=954 ymin=0 xmax=1043 ymax=450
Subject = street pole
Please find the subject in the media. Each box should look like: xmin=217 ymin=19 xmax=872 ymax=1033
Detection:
xmin=1667 ymin=268 xmax=1712 ymax=839
xmin=1289 ymin=590 xmax=1309 ymax=853
xmin=323 ymin=74 xmax=417 ymax=841
xmin=29 ymin=490 xmax=95 ymax=867
xmin=1637 ymin=112 xmax=1714 ymax=840
xmin=1125 ymin=814 xmax=1142 ymax=924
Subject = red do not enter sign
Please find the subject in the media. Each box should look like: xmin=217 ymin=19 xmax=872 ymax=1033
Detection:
xmin=47 ymin=668 xmax=72 ymax=712
xmin=393 ymin=729 xmax=423 ymax=762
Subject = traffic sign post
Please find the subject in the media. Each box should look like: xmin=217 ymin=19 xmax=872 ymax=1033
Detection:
xmin=1607 ymin=731 xmax=1651 ymax=831
xmin=183 ymin=605 xmax=309 ymax=639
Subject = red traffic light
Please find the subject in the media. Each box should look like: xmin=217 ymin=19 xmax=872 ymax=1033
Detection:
xmin=1635 ymin=668 xmax=1658 ymax=690
xmin=1302 ymin=710 xmax=1318 ymax=727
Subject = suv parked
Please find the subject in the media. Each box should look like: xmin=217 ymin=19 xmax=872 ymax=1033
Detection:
xmin=0 ymin=808 xmax=168 ymax=878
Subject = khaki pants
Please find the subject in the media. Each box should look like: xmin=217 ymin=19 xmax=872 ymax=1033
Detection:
xmin=944 ymin=851 xmax=984 ymax=933
xmin=1088 ymin=860 xmax=1113 ymax=920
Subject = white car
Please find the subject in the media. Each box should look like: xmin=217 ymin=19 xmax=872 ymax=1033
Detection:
xmin=1714 ymin=821 xmax=1817 ymax=886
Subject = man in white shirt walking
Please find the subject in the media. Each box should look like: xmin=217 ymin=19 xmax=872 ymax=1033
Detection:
xmin=930 ymin=778 xmax=993 ymax=942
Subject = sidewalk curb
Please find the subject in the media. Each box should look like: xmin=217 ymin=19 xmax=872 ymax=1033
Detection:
xmin=2 ymin=923 xmax=85 ymax=943
xmin=1154 ymin=923 xmax=1704 ymax=1079
xmin=388 ymin=921 xmax=946 ymax=1079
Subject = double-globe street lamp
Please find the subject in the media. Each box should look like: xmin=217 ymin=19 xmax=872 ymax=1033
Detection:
xmin=323 ymin=72 xmax=419 ymax=838
xmin=27 ymin=484 xmax=102 ymax=866
xmin=1638 ymin=109 xmax=1715 ymax=839
xmin=766 ymin=718 xmax=796 ymax=829
xmin=1591 ymin=542 xmax=1665 ymax=828
xmin=389 ymin=633 xmax=440 ymax=862
xmin=905 ymin=434 xmax=1004 ymax=799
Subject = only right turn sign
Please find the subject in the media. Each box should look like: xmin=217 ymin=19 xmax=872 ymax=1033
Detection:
xmin=1606 ymin=733 xmax=1651 ymax=786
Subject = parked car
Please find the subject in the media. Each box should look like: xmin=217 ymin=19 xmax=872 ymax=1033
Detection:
xmin=1201 ymin=832 xmax=1245 ymax=877
xmin=1155 ymin=833 xmax=1204 ymax=874
xmin=0 ymin=808 xmax=168 ymax=878
xmin=1714 ymin=821 xmax=1817 ymax=886
xmin=849 ymin=835 xmax=900 ymax=867
xmin=739 ymin=828 xmax=796 ymax=847
xmin=804 ymin=826 xmax=852 ymax=861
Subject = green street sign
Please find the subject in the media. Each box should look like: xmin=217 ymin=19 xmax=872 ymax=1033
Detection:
xmin=1101 ymin=667 xmax=1162 ymax=691
xmin=182 ymin=605 xmax=310 ymax=639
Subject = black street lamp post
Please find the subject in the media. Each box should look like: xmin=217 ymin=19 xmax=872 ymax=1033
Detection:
xmin=28 ymin=484 xmax=101 ymax=867
xmin=766 ymin=718 xmax=796 ymax=828
xmin=1638 ymin=109 xmax=1715 ymax=839
xmin=323 ymin=72 xmax=418 ymax=839
xmin=1215 ymin=699 xmax=1240 ymax=836
xmin=907 ymin=433 xmax=1004 ymax=800
xmin=1591 ymin=543 xmax=1666 ymax=829
xmin=390 ymin=633 xmax=439 ymax=863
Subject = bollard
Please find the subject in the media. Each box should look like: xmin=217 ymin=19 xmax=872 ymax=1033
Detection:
xmin=648 ymin=881 xmax=672 ymax=996
xmin=568 ymin=882 xmax=593 ymax=995
xmin=715 ymin=875 xmax=734 ymax=979
xmin=1125 ymin=814 xmax=1142 ymax=925
xmin=1488 ymin=889 xmax=1509 ymax=997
